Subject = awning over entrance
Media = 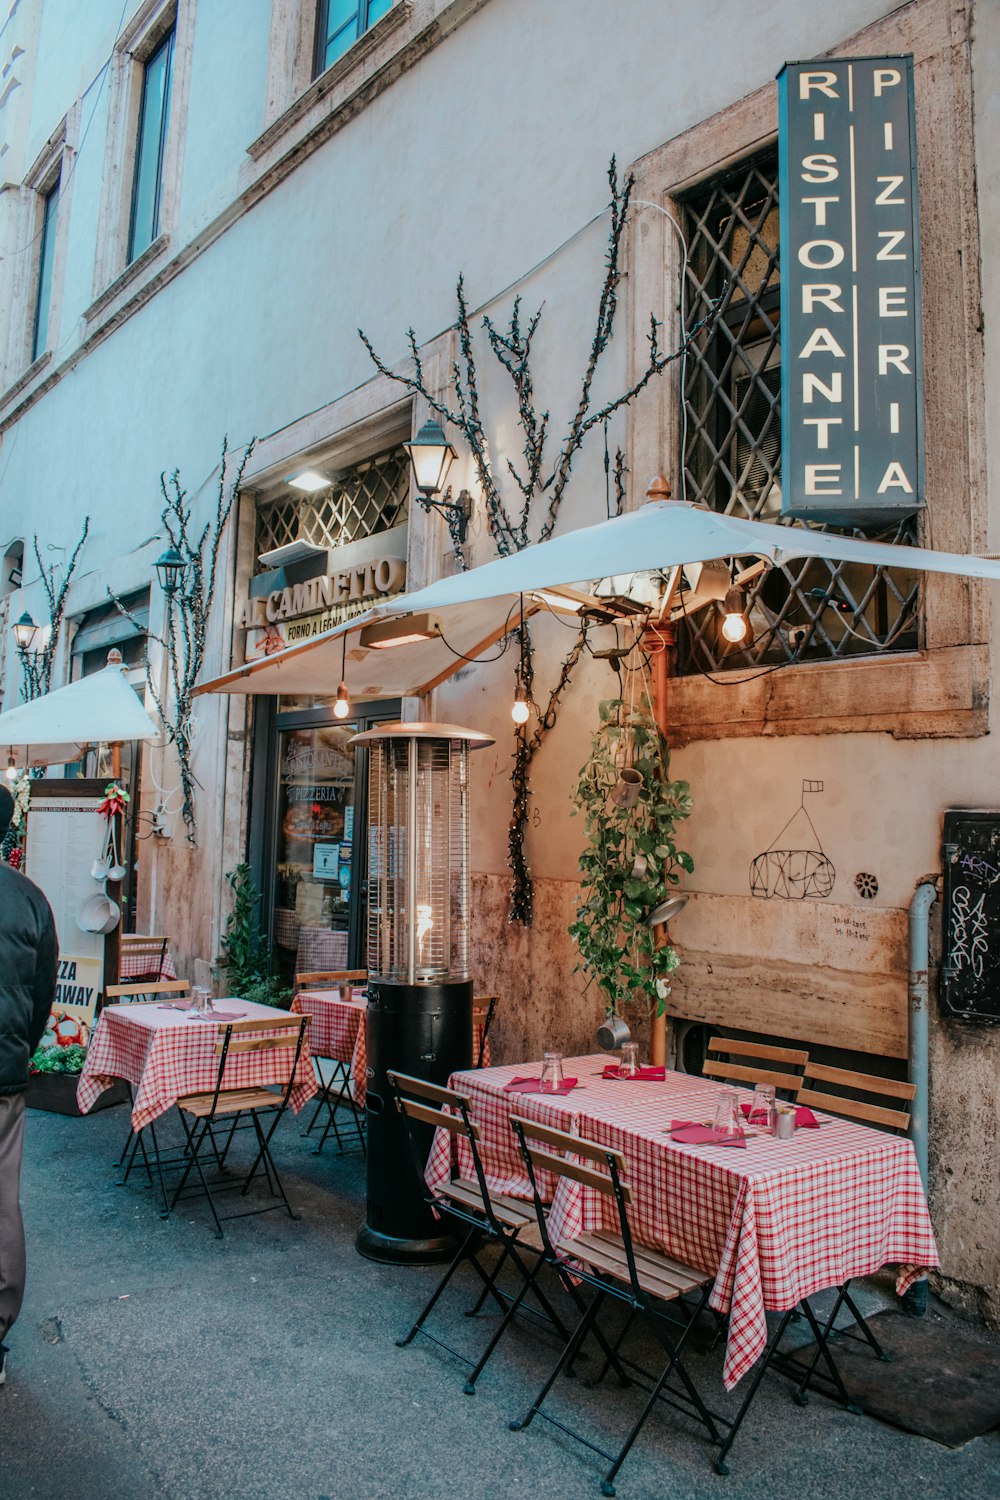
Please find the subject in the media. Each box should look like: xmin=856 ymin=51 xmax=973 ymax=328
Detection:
xmin=193 ymin=500 xmax=1000 ymax=700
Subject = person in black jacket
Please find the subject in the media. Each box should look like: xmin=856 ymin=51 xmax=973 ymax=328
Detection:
xmin=0 ymin=784 xmax=58 ymax=1387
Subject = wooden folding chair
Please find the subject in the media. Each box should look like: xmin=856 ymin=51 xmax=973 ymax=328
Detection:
xmin=387 ymin=1071 xmax=573 ymax=1394
xmin=296 ymin=970 xmax=367 ymax=1156
xmin=472 ymin=995 xmax=497 ymax=1068
xmin=119 ymin=935 xmax=170 ymax=982
xmin=167 ymin=1014 xmax=310 ymax=1236
xmin=508 ymin=1117 xmax=725 ymax=1490
xmin=295 ymin=968 xmax=367 ymax=990
xmin=105 ymin=979 xmax=190 ymax=1004
xmin=792 ymin=1062 xmax=917 ymax=1394
xmin=107 ymin=981 xmax=193 ymax=1195
xmin=703 ymin=1035 xmax=808 ymax=1099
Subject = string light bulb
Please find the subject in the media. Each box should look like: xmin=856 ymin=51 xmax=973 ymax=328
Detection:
xmin=721 ymin=584 xmax=751 ymax=645
xmin=511 ymin=692 xmax=530 ymax=725
xmin=332 ymin=634 xmax=350 ymax=719
xmin=5 ymin=755 xmax=18 ymax=782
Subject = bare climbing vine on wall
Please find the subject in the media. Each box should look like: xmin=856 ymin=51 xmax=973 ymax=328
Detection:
xmin=18 ymin=521 xmax=90 ymax=701
xmin=113 ymin=436 xmax=255 ymax=844
xmin=360 ymin=159 xmax=722 ymax=923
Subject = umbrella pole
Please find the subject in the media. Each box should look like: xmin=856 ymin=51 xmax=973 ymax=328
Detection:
xmin=646 ymin=617 xmax=676 ymax=1069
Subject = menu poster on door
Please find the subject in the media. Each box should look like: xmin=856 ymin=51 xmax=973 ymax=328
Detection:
xmin=25 ymin=796 xmax=106 ymax=1045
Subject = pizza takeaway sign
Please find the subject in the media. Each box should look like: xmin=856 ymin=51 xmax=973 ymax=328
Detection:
xmin=778 ymin=56 xmax=924 ymax=524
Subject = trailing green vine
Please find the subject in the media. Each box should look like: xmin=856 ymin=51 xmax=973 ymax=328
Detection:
xmin=569 ymin=695 xmax=693 ymax=1019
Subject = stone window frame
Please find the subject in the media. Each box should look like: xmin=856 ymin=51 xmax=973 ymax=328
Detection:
xmin=90 ymin=0 xmax=195 ymax=317
xmin=2 ymin=111 xmax=76 ymax=395
xmin=627 ymin=0 xmax=988 ymax=744
xmin=247 ymin=0 xmax=485 ymax=192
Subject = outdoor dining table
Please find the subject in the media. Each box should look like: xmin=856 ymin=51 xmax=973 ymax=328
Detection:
xmin=424 ymin=1054 xmax=939 ymax=1390
xmin=291 ymin=988 xmax=493 ymax=1109
xmin=118 ymin=945 xmax=178 ymax=982
xmin=77 ymin=998 xmax=317 ymax=1130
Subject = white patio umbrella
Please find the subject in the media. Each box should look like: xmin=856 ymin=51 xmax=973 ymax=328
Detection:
xmin=194 ymin=500 xmax=1000 ymax=701
xmin=0 ymin=659 xmax=159 ymax=768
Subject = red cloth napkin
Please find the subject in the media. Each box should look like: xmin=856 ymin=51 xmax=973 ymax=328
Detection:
xmin=739 ymin=1102 xmax=820 ymax=1128
xmin=503 ymin=1076 xmax=578 ymax=1095
xmin=157 ymin=1000 xmax=192 ymax=1011
xmin=602 ymin=1064 xmax=666 ymax=1081
xmin=209 ymin=1006 xmax=246 ymax=1020
xmin=670 ymin=1120 xmax=747 ymax=1147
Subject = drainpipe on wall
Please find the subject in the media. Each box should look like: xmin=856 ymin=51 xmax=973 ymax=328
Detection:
xmin=904 ymin=875 xmax=938 ymax=1316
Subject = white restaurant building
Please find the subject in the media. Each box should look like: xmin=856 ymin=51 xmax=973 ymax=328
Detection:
xmin=0 ymin=0 xmax=998 ymax=1322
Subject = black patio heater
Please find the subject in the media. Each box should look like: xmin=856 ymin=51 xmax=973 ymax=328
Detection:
xmin=352 ymin=721 xmax=493 ymax=1263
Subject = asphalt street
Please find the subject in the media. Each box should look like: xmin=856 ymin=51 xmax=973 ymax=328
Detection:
xmin=1 ymin=1098 xmax=997 ymax=1500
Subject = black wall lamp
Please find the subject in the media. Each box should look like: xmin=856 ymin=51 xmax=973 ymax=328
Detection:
xmin=12 ymin=610 xmax=39 ymax=653
xmin=154 ymin=545 xmax=186 ymax=596
xmin=403 ymin=419 xmax=473 ymax=543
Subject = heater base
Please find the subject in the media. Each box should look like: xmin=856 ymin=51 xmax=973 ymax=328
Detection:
xmin=355 ymin=1221 xmax=458 ymax=1265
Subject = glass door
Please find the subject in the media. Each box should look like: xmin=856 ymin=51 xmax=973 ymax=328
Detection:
xmin=253 ymin=699 xmax=400 ymax=985
xmin=274 ymin=722 xmax=356 ymax=981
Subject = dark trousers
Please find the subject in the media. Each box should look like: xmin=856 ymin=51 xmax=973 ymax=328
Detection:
xmin=0 ymin=1093 xmax=26 ymax=1345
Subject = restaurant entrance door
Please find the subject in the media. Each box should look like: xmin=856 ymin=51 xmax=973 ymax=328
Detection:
xmin=250 ymin=698 xmax=400 ymax=984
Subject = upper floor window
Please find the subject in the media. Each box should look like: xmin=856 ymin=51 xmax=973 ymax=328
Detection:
xmin=678 ymin=150 xmax=919 ymax=674
xmin=128 ymin=26 xmax=175 ymax=263
xmin=32 ymin=178 xmax=61 ymax=361
xmin=313 ymin=0 xmax=394 ymax=77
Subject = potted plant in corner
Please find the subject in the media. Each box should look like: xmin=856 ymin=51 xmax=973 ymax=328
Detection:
xmin=569 ymin=694 xmax=693 ymax=1041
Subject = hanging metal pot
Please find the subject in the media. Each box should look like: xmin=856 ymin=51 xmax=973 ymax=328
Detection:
xmin=596 ymin=1013 xmax=632 ymax=1050
xmin=608 ymin=768 xmax=642 ymax=809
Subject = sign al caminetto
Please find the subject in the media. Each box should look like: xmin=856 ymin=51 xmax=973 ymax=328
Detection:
xmin=240 ymin=541 xmax=407 ymax=655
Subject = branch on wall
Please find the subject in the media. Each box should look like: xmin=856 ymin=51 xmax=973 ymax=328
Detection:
xmin=360 ymin=159 xmax=725 ymax=921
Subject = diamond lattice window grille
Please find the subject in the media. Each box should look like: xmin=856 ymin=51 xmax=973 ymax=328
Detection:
xmin=255 ymin=445 xmax=409 ymax=560
xmin=677 ymin=152 xmax=920 ymax=674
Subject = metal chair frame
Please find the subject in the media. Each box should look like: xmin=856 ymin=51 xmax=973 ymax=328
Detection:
xmin=508 ymin=1116 xmax=726 ymax=1492
xmin=118 ymin=934 xmax=170 ymax=983
xmin=387 ymin=1070 xmax=575 ymax=1395
xmin=166 ymin=1014 xmax=310 ymax=1236
xmin=472 ymin=995 xmax=498 ymax=1068
xmin=107 ymin=982 xmax=193 ymax=1195
xmin=791 ymin=1062 xmax=917 ymax=1401
xmin=295 ymin=971 xmax=368 ymax=1156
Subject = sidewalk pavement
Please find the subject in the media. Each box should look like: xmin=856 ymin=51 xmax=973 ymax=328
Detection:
xmin=1 ymin=1099 xmax=997 ymax=1500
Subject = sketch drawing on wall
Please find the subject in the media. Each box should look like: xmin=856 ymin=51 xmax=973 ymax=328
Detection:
xmin=749 ymin=779 xmax=835 ymax=900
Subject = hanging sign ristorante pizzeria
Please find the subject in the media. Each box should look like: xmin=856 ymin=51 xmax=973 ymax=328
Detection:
xmin=777 ymin=56 xmax=924 ymax=525
xmin=240 ymin=528 xmax=407 ymax=659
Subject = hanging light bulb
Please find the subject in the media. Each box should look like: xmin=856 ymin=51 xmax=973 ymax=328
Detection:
xmin=511 ymin=692 xmax=530 ymax=725
xmin=5 ymin=755 xmax=18 ymax=782
xmin=332 ymin=634 xmax=351 ymax=719
xmin=721 ymin=584 xmax=751 ymax=645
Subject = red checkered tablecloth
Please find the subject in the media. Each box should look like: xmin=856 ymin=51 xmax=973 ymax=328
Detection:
xmin=291 ymin=990 xmax=493 ymax=1110
xmin=77 ymin=1000 xmax=317 ymax=1130
xmin=425 ymin=1055 xmax=939 ymax=1390
xmin=118 ymin=945 xmax=178 ymax=981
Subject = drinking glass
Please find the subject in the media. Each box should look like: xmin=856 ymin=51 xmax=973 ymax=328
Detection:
xmin=539 ymin=1052 xmax=564 ymax=1093
xmin=618 ymin=1042 xmax=640 ymax=1078
xmin=748 ymin=1082 xmax=776 ymax=1129
xmin=712 ymin=1088 xmax=741 ymax=1138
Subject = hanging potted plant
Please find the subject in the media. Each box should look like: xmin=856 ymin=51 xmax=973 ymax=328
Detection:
xmin=569 ymin=693 xmax=693 ymax=1034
